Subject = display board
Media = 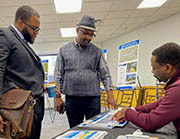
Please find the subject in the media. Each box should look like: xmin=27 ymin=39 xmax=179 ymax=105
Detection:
xmin=117 ymin=40 xmax=139 ymax=89
xmin=40 ymin=54 xmax=57 ymax=83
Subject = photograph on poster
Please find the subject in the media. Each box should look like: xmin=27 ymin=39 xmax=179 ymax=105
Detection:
xmin=126 ymin=61 xmax=137 ymax=73
xmin=119 ymin=45 xmax=138 ymax=63
xmin=126 ymin=73 xmax=136 ymax=84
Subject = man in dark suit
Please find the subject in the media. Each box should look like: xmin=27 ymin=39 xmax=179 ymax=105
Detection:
xmin=0 ymin=5 xmax=44 ymax=139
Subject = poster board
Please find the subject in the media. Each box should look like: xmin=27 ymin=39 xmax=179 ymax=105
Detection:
xmin=117 ymin=40 xmax=139 ymax=89
xmin=40 ymin=54 xmax=57 ymax=83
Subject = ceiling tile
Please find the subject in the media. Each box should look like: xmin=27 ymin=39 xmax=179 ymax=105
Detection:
xmin=40 ymin=23 xmax=58 ymax=29
xmin=83 ymin=12 xmax=107 ymax=20
xmin=28 ymin=0 xmax=52 ymax=5
xmin=39 ymin=29 xmax=59 ymax=36
xmin=1 ymin=0 xmax=180 ymax=45
xmin=98 ymin=25 xmax=120 ymax=32
xmin=40 ymin=15 xmax=57 ymax=23
xmin=16 ymin=0 xmax=30 ymax=5
xmin=32 ymin=4 xmax=55 ymax=15
xmin=102 ymin=18 xmax=125 ymax=26
xmin=146 ymin=15 xmax=169 ymax=23
xmin=153 ymin=7 xmax=180 ymax=16
xmin=0 ymin=0 xmax=19 ymax=6
xmin=0 ymin=6 xmax=18 ymax=16
xmin=84 ymin=0 xmax=109 ymax=2
xmin=163 ymin=0 xmax=180 ymax=7
xmin=130 ymin=8 xmax=159 ymax=17
xmin=82 ymin=1 xmax=112 ymax=12
xmin=110 ymin=0 xmax=142 ymax=10
xmin=124 ymin=17 xmax=149 ymax=24
xmin=57 ymin=14 xmax=83 ymax=22
xmin=1 ymin=16 xmax=14 ymax=25
xmin=0 ymin=18 xmax=7 ymax=26
xmin=106 ymin=10 xmax=133 ymax=19
xmin=59 ymin=22 xmax=78 ymax=28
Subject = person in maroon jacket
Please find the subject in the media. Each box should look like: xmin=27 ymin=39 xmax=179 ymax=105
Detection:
xmin=112 ymin=42 xmax=180 ymax=134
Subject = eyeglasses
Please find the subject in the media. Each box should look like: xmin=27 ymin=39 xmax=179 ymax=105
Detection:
xmin=21 ymin=20 xmax=40 ymax=32
xmin=79 ymin=28 xmax=96 ymax=37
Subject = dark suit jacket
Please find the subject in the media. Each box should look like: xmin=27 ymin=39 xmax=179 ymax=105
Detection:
xmin=0 ymin=25 xmax=44 ymax=98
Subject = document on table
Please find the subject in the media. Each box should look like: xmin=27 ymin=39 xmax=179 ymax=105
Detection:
xmin=55 ymin=130 xmax=108 ymax=139
xmin=78 ymin=110 xmax=127 ymax=129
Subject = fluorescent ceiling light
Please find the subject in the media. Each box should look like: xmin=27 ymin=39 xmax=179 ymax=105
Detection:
xmin=54 ymin=0 xmax=82 ymax=14
xmin=60 ymin=28 xmax=77 ymax=38
xmin=137 ymin=0 xmax=167 ymax=9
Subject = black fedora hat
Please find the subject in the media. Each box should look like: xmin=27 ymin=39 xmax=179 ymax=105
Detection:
xmin=77 ymin=15 xmax=96 ymax=31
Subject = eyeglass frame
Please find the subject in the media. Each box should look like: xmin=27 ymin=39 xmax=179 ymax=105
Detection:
xmin=79 ymin=27 xmax=96 ymax=37
xmin=21 ymin=19 xmax=40 ymax=32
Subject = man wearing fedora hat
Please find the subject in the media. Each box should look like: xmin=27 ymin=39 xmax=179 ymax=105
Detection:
xmin=54 ymin=15 xmax=118 ymax=128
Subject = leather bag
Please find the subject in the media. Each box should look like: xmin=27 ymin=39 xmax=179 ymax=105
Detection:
xmin=0 ymin=89 xmax=34 ymax=139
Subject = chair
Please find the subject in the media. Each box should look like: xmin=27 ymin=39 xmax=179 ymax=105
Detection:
xmin=116 ymin=89 xmax=134 ymax=107
xmin=143 ymin=88 xmax=156 ymax=104
xmin=100 ymin=90 xmax=108 ymax=112
xmin=143 ymin=85 xmax=165 ymax=105
xmin=155 ymin=82 xmax=165 ymax=99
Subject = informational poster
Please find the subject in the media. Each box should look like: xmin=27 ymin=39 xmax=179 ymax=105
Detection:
xmin=117 ymin=40 xmax=139 ymax=89
xmin=40 ymin=54 xmax=57 ymax=83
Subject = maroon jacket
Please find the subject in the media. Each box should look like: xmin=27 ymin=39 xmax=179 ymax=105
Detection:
xmin=125 ymin=69 xmax=180 ymax=132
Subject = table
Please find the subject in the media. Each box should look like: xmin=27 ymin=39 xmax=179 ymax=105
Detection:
xmin=53 ymin=113 xmax=177 ymax=139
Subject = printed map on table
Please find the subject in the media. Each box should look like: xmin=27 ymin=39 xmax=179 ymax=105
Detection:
xmin=79 ymin=110 xmax=127 ymax=129
xmin=55 ymin=130 xmax=108 ymax=139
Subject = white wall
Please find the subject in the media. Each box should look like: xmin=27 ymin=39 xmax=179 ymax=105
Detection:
xmin=102 ymin=13 xmax=180 ymax=86
xmin=32 ymin=42 xmax=69 ymax=55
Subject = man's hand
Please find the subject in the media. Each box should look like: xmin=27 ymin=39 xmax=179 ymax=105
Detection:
xmin=107 ymin=90 xmax=118 ymax=109
xmin=55 ymin=84 xmax=61 ymax=98
xmin=112 ymin=107 xmax=128 ymax=122
xmin=55 ymin=97 xmax=65 ymax=114
xmin=0 ymin=115 xmax=4 ymax=132
xmin=44 ymin=82 xmax=65 ymax=113
xmin=53 ymin=83 xmax=65 ymax=114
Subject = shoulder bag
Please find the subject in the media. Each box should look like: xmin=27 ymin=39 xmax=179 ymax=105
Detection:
xmin=0 ymin=89 xmax=34 ymax=139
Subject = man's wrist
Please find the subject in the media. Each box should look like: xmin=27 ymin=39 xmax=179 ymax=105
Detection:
xmin=107 ymin=90 xmax=113 ymax=96
xmin=56 ymin=93 xmax=61 ymax=98
xmin=122 ymin=107 xmax=129 ymax=116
